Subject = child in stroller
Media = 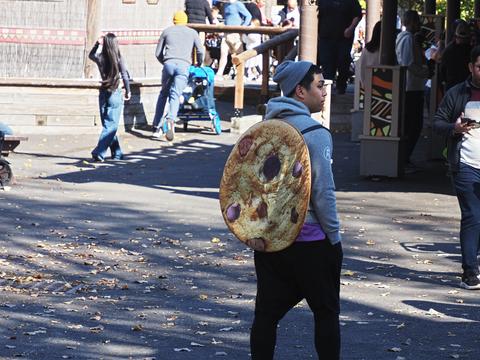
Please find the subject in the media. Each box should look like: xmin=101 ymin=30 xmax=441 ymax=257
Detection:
xmin=174 ymin=66 xmax=222 ymax=135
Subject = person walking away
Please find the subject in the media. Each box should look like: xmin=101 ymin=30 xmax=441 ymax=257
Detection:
xmin=396 ymin=10 xmax=429 ymax=172
xmin=317 ymin=0 xmax=362 ymax=94
xmin=152 ymin=11 xmax=204 ymax=141
xmin=250 ymin=60 xmax=342 ymax=359
xmin=434 ymin=45 xmax=480 ymax=290
xmin=89 ymin=33 xmax=130 ymax=162
xmin=440 ymin=21 xmax=472 ymax=91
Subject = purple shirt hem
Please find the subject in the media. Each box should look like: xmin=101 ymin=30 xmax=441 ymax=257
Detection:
xmin=296 ymin=222 xmax=326 ymax=242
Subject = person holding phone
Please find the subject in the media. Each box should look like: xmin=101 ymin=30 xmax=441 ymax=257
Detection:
xmin=434 ymin=45 xmax=480 ymax=290
xmin=89 ymin=33 xmax=131 ymax=162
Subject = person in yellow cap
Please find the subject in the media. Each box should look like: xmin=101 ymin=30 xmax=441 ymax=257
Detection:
xmin=152 ymin=10 xmax=204 ymax=141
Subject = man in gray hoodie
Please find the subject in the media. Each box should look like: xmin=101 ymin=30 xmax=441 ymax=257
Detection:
xmin=250 ymin=60 xmax=342 ymax=359
xmin=152 ymin=10 xmax=204 ymax=141
xmin=395 ymin=10 xmax=429 ymax=170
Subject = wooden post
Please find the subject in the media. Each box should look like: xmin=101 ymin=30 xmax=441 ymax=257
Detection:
xmin=424 ymin=0 xmax=436 ymax=15
xmin=366 ymin=0 xmax=381 ymax=42
xmin=299 ymin=0 xmax=318 ymax=63
xmin=380 ymin=0 xmax=397 ymax=66
xmin=446 ymin=0 xmax=461 ymax=44
xmin=261 ymin=51 xmax=270 ymax=101
xmin=84 ymin=0 xmax=102 ymax=79
xmin=234 ymin=63 xmax=245 ymax=117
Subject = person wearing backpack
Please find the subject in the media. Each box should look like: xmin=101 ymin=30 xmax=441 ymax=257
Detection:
xmin=250 ymin=60 xmax=342 ymax=359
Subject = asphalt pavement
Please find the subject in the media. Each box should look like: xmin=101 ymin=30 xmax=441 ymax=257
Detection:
xmin=0 ymin=110 xmax=479 ymax=360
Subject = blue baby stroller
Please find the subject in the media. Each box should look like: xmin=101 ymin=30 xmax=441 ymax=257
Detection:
xmin=176 ymin=66 xmax=222 ymax=135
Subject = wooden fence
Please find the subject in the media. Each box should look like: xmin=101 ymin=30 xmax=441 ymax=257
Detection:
xmin=0 ymin=0 xmax=184 ymax=79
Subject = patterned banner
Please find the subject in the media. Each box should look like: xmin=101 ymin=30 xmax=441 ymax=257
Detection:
xmin=0 ymin=27 xmax=85 ymax=45
xmin=369 ymin=68 xmax=393 ymax=137
xmin=104 ymin=29 xmax=163 ymax=45
xmin=0 ymin=27 xmax=163 ymax=46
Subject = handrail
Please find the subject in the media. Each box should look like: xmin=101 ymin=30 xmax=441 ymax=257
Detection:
xmin=187 ymin=23 xmax=293 ymax=35
xmin=232 ymin=29 xmax=298 ymax=65
xmin=230 ymin=29 xmax=299 ymax=116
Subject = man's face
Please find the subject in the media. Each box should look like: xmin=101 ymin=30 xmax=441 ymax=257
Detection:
xmin=469 ymin=57 xmax=480 ymax=84
xmin=288 ymin=0 xmax=297 ymax=9
xmin=299 ymin=73 xmax=326 ymax=114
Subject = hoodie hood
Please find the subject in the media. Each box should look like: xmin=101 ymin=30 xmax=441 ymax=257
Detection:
xmin=265 ymin=96 xmax=311 ymax=121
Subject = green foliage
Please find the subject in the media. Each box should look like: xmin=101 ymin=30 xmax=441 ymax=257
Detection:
xmin=357 ymin=0 xmax=474 ymax=20
xmin=398 ymin=0 xmax=475 ymax=19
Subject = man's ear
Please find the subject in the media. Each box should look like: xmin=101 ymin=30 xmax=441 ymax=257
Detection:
xmin=294 ymin=84 xmax=304 ymax=101
xmin=469 ymin=62 xmax=473 ymax=73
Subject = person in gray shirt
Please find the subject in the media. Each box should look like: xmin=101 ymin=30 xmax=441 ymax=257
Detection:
xmin=152 ymin=10 xmax=204 ymax=141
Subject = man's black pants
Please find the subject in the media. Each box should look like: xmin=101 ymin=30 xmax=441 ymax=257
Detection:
xmin=317 ymin=37 xmax=354 ymax=92
xmin=250 ymin=240 xmax=343 ymax=360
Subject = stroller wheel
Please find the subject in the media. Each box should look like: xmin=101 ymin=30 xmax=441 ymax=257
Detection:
xmin=213 ymin=114 xmax=222 ymax=135
xmin=0 ymin=159 xmax=13 ymax=188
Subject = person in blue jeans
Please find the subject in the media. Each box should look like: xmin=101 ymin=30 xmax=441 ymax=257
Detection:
xmin=153 ymin=11 xmax=204 ymax=141
xmin=88 ymin=33 xmax=131 ymax=162
xmin=434 ymin=45 xmax=480 ymax=290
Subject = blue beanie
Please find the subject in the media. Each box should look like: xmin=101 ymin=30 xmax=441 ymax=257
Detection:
xmin=273 ymin=60 xmax=313 ymax=96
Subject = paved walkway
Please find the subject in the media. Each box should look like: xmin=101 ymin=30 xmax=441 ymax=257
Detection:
xmin=0 ymin=113 xmax=479 ymax=359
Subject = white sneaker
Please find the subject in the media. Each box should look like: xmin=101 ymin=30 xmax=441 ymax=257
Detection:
xmin=152 ymin=127 xmax=162 ymax=139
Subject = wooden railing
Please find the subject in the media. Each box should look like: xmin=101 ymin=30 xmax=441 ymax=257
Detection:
xmin=188 ymin=24 xmax=298 ymax=116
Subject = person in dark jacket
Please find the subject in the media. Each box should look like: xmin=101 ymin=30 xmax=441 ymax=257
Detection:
xmin=185 ymin=0 xmax=214 ymax=24
xmin=440 ymin=21 xmax=472 ymax=91
xmin=317 ymin=0 xmax=362 ymax=94
xmin=434 ymin=45 xmax=480 ymax=290
xmin=245 ymin=1 xmax=262 ymax=24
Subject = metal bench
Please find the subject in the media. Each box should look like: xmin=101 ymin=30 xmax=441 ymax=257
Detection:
xmin=0 ymin=134 xmax=28 ymax=187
